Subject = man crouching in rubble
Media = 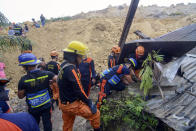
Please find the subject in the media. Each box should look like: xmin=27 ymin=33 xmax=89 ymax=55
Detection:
xmin=58 ymin=41 xmax=100 ymax=131
xmin=96 ymin=58 xmax=137 ymax=109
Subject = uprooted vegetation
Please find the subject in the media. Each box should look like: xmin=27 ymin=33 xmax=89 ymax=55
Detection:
xmin=100 ymin=94 xmax=158 ymax=131
xmin=100 ymin=51 xmax=164 ymax=131
xmin=0 ymin=36 xmax=34 ymax=103
xmin=139 ymin=51 xmax=164 ymax=96
xmin=0 ymin=36 xmax=33 ymax=52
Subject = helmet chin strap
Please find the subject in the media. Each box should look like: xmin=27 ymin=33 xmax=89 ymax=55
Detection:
xmin=74 ymin=50 xmax=78 ymax=65
xmin=23 ymin=66 xmax=28 ymax=71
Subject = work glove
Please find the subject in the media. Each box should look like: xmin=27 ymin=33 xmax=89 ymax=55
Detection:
xmin=87 ymin=99 xmax=97 ymax=114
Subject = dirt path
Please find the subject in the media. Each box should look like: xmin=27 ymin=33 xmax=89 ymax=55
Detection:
xmin=50 ymin=103 xmax=92 ymax=131
xmin=51 ymin=105 xmax=63 ymax=131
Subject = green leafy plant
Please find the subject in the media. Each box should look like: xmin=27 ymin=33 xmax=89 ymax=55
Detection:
xmin=100 ymin=95 xmax=158 ymax=130
xmin=139 ymin=50 xmax=164 ymax=96
xmin=0 ymin=36 xmax=33 ymax=52
xmin=45 ymin=16 xmax=72 ymax=23
xmin=169 ymin=12 xmax=184 ymax=16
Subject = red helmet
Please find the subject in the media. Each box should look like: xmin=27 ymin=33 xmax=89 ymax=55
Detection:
xmin=111 ymin=46 xmax=120 ymax=53
xmin=136 ymin=46 xmax=145 ymax=56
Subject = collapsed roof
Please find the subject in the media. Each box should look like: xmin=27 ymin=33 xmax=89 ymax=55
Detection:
xmin=118 ymin=23 xmax=196 ymax=64
xmin=146 ymin=55 xmax=196 ymax=131
xmin=125 ymin=24 xmax=196 ymax=130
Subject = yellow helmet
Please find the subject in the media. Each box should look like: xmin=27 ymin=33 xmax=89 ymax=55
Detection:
xmin=63 ymin=41 xmax=88 ymax=56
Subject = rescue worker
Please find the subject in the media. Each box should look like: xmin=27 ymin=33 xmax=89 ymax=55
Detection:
xmin=0 ymin=78 xmax=11 ymax=113
xmin=0 ymin=63 xmax=11 ymax=113
xmin=78 ymin=57 xmax=96 ymax=97
xmin=17 ymin=53 xmax=57 ymax=131
xmin=129 ymin=45 xmax=146 ymax=78
xmin=58 ymin=41 xmax=100 ymax=131
xmin=24 ymin=24 xmax=29 ymax=33
xmin=13 ymin=23 xmax=22 ymax=36
xmin=40 ymin=14 xmax=46 ymax=27
xmin=8 ymin=26 xmax=15 ymax=36
xmin=108 ymin=46 xmax=120 ymax=68
xmin=46 ymin=51 xmax=60 ymax=75
xmin=32 ymin=18 xmax=40 ymax=28
xmin=46 ymin=51 xmax=60 ymax=108
xmin=97 ymin=58 xmax=137 ymax=109
xmin=0 ymin=77 xmax=40 ymax=131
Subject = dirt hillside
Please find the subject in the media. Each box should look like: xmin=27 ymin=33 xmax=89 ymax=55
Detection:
xmin=0 ymin=4 xmax=195 ymax=130
xmin=73 ymin=3 xmax=196 ymax=19
xmin=2 ymin=15 xmax=194 ymax=101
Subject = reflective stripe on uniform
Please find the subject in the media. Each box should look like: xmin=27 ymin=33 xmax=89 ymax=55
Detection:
xmin=129 ymin=59 xmax=135 ymax=67
xmin=111 ymin=79 xmax=117 ymax=85
xmin=27 ymin=89 xmax=51 ymax=108
xmin=24 ymin=79 xmax=35 ymax=83
xmin=31 ymin=99 xmax=50 ymax=108
xmin=97 ymin=79 xmax=107 ymax=109
xmin=108 ymin=74 xmax=121 ymax=86
xmin=100 ymin=69 xmax=111 ymax=78
xmin=14 ymin=28 xmax=21 ymax=30
xmin=113 ymin=58 xmax=115 ymax=67
xmin=24 ymin=75 xmax=48 ymax=83
xmin=72 ymin=69 xmax=88 ymax=98
xmin=28 ymin=91 xmax=48 ymax=100
xmin=100 ymin=72 xmax=105 ymax=77
xmin=110 ymin=59 xmax=113 ymax=68
xmin=37 ymin=75 xmax=48 ymax=80
xmin=87 ymin=59 xmax=92 ymax=97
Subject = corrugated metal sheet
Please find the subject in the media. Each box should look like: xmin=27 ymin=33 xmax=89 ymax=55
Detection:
xmin=181 ymin=56 xmax=196 ymax=82
xmin=145 ymin=56 xmax=196 ymax=131
xmin=187 ymin=47 xmax=196 ymax=55
xmin=146 ymin=83 xmax=196 ymax=131
xmin=143 ymin=24 xmax=196 ymax=130
xmin=155 ymin=24 xmax=196 ymax=41
xmin=155 ymin=24 xmax=196 ymax=55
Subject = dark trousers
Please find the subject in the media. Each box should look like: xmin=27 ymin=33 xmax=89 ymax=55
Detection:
xmin=30 ymin=107 xmax=52 ymax=131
